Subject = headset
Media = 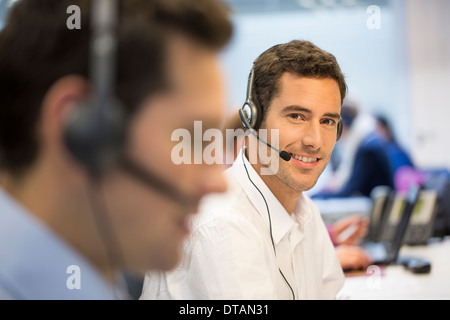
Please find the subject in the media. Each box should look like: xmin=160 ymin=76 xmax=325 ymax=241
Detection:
xmin=239 ymin=63 xmax=344 ymax=146
xmin=64 ymin=0 xmax=125 ymax=173
xmin=63 ymin=0 xmax=194 ymax=207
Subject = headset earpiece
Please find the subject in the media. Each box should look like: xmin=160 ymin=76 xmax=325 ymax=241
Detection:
xmin=241 ymin=100 xmax=263 ymax=131
xmin=242 ymin=63 xmax=344 ymax=142
xmin=63 ymin=0 xmax=125 ymax=173
xmin=64 ymin=97 xmax=126 ymax=172
xmin=240 ymin=65 xmax=263 ymax=131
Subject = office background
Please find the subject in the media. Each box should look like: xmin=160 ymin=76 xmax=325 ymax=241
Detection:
xmin=0 ymin=0 xmax=449 ymax=300
xmin=1 ymin=0 xmax=449 ymax=170
xmin=220 ymin=0 xmax=450 ymax=171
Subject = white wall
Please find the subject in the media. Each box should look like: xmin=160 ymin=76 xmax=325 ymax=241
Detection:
xmin=405 ymin=0 xmax=450 ymax=169
xmin=222 ymin=8 xmax=400 ymax=107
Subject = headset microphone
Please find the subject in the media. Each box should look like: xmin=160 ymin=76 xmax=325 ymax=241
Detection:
xmin=119 ymin=156 xmax=195 ymax=207
xmin=279 ymin=150 xmax=292 ymax=162
xmin=239 ymin=65 xmax=292 ymax=162
xmin=239 ymin=109 xmax=292 ymax=162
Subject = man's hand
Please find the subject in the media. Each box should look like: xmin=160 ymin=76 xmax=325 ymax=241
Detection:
xmin=331 ymin=215 xmax=369 ymax=245
xmin=336 ymin=245 xmax=373 ymax=271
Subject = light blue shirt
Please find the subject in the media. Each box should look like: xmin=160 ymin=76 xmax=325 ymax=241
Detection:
xmin=0 ymin=187 xmax=123 ymax=299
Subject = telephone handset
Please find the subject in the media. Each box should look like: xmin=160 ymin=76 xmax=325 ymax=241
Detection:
xmin=377 ymin=189 xmax=438 ymax=245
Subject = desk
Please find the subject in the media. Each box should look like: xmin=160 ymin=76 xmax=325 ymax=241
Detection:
xmin=338 ymin=238 xmax=450 ymax=300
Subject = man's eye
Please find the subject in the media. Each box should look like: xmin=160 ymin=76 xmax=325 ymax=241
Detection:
xmin=321 ymin=119 xmax=336 ymax=126
xmin=289 ymin=114 xmax=303 ymax=120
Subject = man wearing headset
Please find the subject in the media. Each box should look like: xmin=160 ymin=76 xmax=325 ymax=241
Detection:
xmin=0 ymin=0 xmax=231 ymax=299
xmin=142 ymin=40 xmax=347 ymax=300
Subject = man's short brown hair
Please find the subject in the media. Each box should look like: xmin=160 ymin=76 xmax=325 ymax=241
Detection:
xmin=252 ymin=40 xmax=347 ymax=122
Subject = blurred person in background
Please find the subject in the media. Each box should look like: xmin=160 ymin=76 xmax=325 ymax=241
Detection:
xmin=327 ymin=215 xmax=372 ymax=271
xmin=375 ymin=114 xmax=414 ymax=174
xmin=313 ymin=102 xmax=393 ymax=199
xmin=374 ymin=114 xmax=424 ymax=192
xmin=0 ymin=0 xmax=231 ymax=299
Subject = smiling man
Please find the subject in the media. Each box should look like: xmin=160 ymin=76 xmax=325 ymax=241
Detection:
xmin=141 ymin=40 xmax=346 ymax=300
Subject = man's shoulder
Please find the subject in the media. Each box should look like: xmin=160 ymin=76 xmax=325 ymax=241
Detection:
xmin=360 ymin=133 xmax=387 ymax=151
xmin=191 ymin=169 xmax=256 ymax=233
xmin=193 ymin=188 xmax=241 ymax=226
xmin=0 ymin=288 xmax=16 ymax=300
xmin=0 ymin=190 xmax=119 ymax=300
xmin=299 ymin=193 xmax=321 ymax=214
xmin=0 ymin=274 xmax=19 ymax=300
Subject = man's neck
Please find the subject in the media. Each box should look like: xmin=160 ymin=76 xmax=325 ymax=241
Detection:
xmin=245 ymin=150 xmax=301 ymax=215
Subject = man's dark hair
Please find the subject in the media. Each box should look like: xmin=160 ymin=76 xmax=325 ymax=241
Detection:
xmin=252 ymin=40 xmax=347 ymax=122
xmin=341 ymin=102 xmax=359 ymax=128
xmin=374 ymin=113 xmax=395 ymax=142
xmin=0 ymin=0 xmax=232 ymax=176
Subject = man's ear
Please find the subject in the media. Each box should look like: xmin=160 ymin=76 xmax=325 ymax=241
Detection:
xmin=39 ymin=75 xmax=90 ymax=162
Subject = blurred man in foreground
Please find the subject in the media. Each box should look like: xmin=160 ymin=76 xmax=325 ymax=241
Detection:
xmin=0 ymin=0 xmax=231 ymax=299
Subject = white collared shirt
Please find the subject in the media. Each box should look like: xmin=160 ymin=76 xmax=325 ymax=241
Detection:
xmin=141 ymin=149 xmax=344 ymax=300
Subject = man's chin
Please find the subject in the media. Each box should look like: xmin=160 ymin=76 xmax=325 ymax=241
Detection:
xmin=149 ymin=254 xmax=179 ymax=272
xmin=162 ymin=243 xmax=187 ymax=270
xmin=287 ymin=177 xmax=320 ymax=193
xmin=271 ymin=169 xmax=315 ymax=194
xmin=301 ymin=179 xmax=320 ymax=192
xmin=291 ymin=167 xmax=325 ymax=191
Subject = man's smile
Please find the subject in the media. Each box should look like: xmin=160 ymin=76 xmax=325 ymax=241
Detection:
xmin=288 ymin=152 xmax=322 ymax=168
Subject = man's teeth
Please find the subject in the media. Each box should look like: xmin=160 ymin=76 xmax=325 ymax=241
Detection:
xmin=291 ymin=154 xmax=318 ymax=163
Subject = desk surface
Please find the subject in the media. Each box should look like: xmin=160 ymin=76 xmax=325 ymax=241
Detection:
xmin=338 ymin=238 xmax=450 ymax=300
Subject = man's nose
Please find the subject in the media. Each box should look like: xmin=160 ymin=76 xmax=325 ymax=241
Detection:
xmin=301 ymin=121 xmax=322 ymax=150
